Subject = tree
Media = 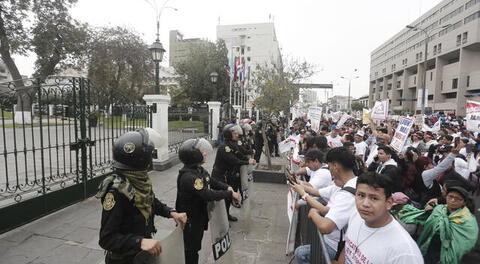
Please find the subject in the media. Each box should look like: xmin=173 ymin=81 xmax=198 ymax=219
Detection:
xmin=87 ymin=26 xmax=153 ymax=104
xmin=351 ymin=102 xmax=364 ymax=112
xmin=31 ymin=1 xmax=89 ymax=77
xmin=173 ymin=40 xmax=229 ymax=107
xmin=252 ymin=57 xmax=315 ymax=114
xmin=0 ymin=0 xmax=78 ymax=111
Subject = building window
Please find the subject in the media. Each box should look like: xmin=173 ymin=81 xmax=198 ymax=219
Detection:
xmin=433 ymin=45 xmax=437 ymax=55
xmin=419 ymin=52 xmax=423 ymax=61
xmin=441 ymin=81 xmax=443 ymax=90
xmin=467 ymin=76 xmax=470 ymax=87
xmin=438 ymin=43 xmax=442 ymax=53
xmin=387 ymin=84 xmax=392 ymax=90
xmin=247 ymin=46 xmax=251 ymax=52
xmin=452 ymin=78 xmax=458 ymax=89
xmin=445 ymin=92 xmax=457 ymax=99
xmin=414 ymin=76 xmax=417 ymax=85
xmin=247 ymin=57 xmax=251 ymax=62
xmin=456 ymin=34 xmax=461 ymax=46
xmin=462 ymin=32 xmax=468 ymax=43
xmin=430 ymin=72 xmax=433 ymax=81
xmin=428 ymin=95 xmax=434 ymax=100
xmin=397 ymin=81 xmax=401 ymax=88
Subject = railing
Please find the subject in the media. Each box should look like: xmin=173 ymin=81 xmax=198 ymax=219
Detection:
xmin=296 ymin=203 xmax=332 ymax=264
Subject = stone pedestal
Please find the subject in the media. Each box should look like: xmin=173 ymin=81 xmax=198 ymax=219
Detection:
xmin=143 ymin=94 xmax=170 ymax=167
xmin=207 ymin=101 xmax=221 ymax=142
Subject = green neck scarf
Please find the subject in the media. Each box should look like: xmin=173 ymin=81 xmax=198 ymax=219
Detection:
xmin=122 ymin=170 xmax=154 ymax=225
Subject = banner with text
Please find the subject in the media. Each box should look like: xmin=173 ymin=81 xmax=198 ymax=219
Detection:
xmin=337 ymin=113 xmax=352 ymax=128
xmin=307 ymin=106 xmax=322 ymax=132
xmin=466 ymin=100 xmax=480 ymax=132
xmin=371 ymin=100 xmax=389 ymax=120
xmin=390 ymin=117 xmax=414 ymax=152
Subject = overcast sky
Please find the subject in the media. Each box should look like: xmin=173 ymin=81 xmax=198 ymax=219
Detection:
xmin=14 ymin=0 xmax=441 ymax=101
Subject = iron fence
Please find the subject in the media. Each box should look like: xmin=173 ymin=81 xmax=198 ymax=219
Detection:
xmin=167 ymin=106 xmax=212 ymax=153
xmin=0 ymin=76 xmax=152 ymax=233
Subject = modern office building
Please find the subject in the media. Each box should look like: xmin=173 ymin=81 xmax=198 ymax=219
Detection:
xmin=217 ymin=23 xmax=282 ymax=111
xmin=327 ymin=95 xmax=353 ymax=112
xmin=369 ymin=0 xmax=480 ymax=116
xmin=353 ymin=95 xmax=369 ymax=108
xmin=169 ymin=30 xmax=210 ymax=67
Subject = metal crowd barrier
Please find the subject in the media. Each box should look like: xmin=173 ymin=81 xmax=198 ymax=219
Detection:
xmin=296 ymin=203 xmax=332 ymax=264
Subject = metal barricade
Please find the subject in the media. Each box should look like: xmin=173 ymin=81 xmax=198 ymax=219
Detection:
xmin=295 ymin=204 xmax=332 ymax=264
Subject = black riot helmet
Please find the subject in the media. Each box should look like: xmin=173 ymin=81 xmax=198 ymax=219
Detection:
xmin=113 ymin=128 xmax=163 ymax=171
xmin=223 ymin=124 xmax=236 ymax=141
xmin=178 ymin=138 xmax=213 ymax=166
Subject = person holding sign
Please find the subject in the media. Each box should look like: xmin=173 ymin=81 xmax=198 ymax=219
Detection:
xmin=176 ymin=138 xmax=241 ymax=264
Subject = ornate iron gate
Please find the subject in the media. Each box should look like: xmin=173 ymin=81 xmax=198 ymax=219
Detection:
xmin=0 ymin=76 xmax=152 ymax=233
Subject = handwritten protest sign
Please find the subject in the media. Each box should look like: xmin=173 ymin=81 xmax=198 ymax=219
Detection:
xmin=390 ymin=117 xmax=414 ymax=152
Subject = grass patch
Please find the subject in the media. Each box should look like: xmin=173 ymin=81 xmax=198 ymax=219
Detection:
xmin=168 ymin=121 xmax=204 ymax=131
xmin=0 ymin=110 xmax=13 ymax=120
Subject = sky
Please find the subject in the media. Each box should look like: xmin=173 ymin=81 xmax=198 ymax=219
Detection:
xmin=13 ymin=0 xmax=442 ymax=102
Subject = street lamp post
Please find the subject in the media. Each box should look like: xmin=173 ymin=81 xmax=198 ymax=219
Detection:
xmin=406 ymin=24 xmax=450 ymax=115
xmin=146 ymin=0 xmax=177 ymax=94
xmin=341 ymin=69 xmax=359 ymax=112
xmin=210 ymin=71 xmax=218 ymax=100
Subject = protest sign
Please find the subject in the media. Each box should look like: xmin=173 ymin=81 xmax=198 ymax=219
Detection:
xmin=414 ymin=114 xmax=424 ymax=127
xmin=362 ymin=109 xmax=371 ymax=124
xmin=390 ymin=117 xmax=414 ymax=152
xmin=278 ymin=136 xmax=298 ymax=154
xmin=337 ymin=113 xmax=352 ymax=128
xmin=307 ymin=106 xmax=322 ymax=131
xmin=371 ymin=99 xmax=389 ymax=120
xmin=422 ymin=120 xmax=440 ymax=132
xmin=331 ymin=112 xmax=343 ymax=123
xmin=466 ymin=100 xmax=480 ymax=132
xmin=208 ymin=201 xmax=234 ymax=263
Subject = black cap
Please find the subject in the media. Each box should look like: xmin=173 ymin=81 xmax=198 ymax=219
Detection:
xmin=447 ymin=186 xmax=470 ymax=199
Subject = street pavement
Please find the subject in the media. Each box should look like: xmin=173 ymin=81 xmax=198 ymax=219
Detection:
xmin=0 ymin=150 xmax=291 ymax=264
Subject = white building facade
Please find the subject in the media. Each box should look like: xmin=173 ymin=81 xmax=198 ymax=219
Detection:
xmin=370 ymin=0 xmax=480 ymax=116
xmin=217 ymin=23 xmax=282 ymax=113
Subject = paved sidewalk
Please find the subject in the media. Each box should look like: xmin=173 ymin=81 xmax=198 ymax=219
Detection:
xmin=0 ymin=151 xmax=291 ymax=264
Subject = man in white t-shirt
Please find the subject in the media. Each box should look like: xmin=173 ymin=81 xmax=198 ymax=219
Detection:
xmin=338 ymin=172 xmax=423 ymax=264
xmin=353 ymin=131 xmax=368 ymax=161
xmin=290 ymin=147 xmax=357 ymax=262
xmin=327 ymin=126 xmax=343 ymax=148
xmin=289 ymin=150 xmax=333 ymax=190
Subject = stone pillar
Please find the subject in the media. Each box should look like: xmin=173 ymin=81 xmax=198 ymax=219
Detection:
xmin=256 ymin=109 xmax=260 ymax=121
xmin=143 ymin=94 xmax=170 ymax=165
xmin=233 ymin=105 xmax=241 ymax=121
xmin=246 ymin=107 xmax=252 ymax=118
xmin=207 ymin=101 xmax=221 ymax=143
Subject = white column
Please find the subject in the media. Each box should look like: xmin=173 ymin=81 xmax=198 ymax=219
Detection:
xmin=207 ymin=101 xmax=221 ymax=142
xmin=143 ymin=94 xmax=170 ymax=163
xmin=246 ymin=107 xmax=252 ymax=118
xmin=256 ymin=109 xmax=260 ymax=122
xmin=233 ymin=105 xmax=241 ymax=121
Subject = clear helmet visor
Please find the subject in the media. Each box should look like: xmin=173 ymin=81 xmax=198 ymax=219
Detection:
xmin=232 ymin=125 xmax=244 ymax=135
xmin=242 ymin=123 xmax=252 ymax=132
xmin=194 ymin=138 xmax=213 ymax=154
xmin=144 ymin=128 xmax=167 ymax=149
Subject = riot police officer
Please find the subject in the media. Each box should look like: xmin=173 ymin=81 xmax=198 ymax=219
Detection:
xmin=212 ymin=124 xmax=256 ymax=221
xmin=97 ymin=128 xmax=187 ymax=264
xmin=175 ymin=138 xmax=241 ymax=264
xmin=253 ymin=121 xmax=264 ymax=163
xmin=238 ymin=123 xmax=255 ymax=156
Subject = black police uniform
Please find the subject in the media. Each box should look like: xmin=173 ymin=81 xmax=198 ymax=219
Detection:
xmin=267 ymin=123 xmax=279 ymax=156
xmin=211 ymin=141 xmax=249 ymax=216
xmin=99 ymin=178 xmax=174 ymax=264
xmin=254 ymin=126 xmax=264 ymax=163
xmin=176 ymin=165 xmax=232 ymax=264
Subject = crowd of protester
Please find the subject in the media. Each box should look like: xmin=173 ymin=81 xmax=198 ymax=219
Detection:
xmin=281 ymin=113 xmax=479 ymax=264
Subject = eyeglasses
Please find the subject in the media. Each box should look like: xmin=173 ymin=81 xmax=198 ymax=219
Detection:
xmin=446 ymin=194 xmax=464 ymax=202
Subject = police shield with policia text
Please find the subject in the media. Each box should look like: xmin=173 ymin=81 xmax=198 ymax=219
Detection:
xmin=175 ymin=138 xmax=241 ymax=264
xmin=97 ymin=128 xmax=187 ymax=264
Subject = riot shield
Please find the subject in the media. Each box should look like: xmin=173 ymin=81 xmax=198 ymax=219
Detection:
xmin=133 ymin=227 xmax=185 ymax=264
xmin=208 ymin=200 xmax=235 ymax=263
xmin=240 ymin=161 xmax=254 ymax=233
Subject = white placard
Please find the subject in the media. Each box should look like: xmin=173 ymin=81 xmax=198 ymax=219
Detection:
xmin=390 ymin=117 xmax=414 ymax=152
xmin=466 ymin=100 xmax=480 ymax=132
xmin=371 ymin=99 xmax=389 ymax=120
xmin=337 ymin=113 xmax=352 ymax=128
xmin=307 ymin=106 xmax=322 ymax=132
